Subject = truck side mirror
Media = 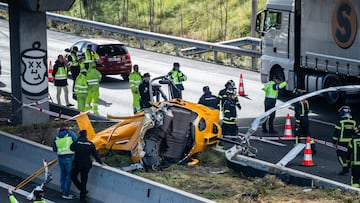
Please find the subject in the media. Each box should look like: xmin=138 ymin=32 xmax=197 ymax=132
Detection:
xmin=256 ymin=11 xmax=265 ymax=33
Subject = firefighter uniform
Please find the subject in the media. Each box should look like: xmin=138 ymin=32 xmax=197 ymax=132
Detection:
xmin=347 ymin=128 xmax=360 ymax=188
xmin=261 ymin=77 xmax=287 ymax=133
xmin=222 ymin=89 xmax=238 ymax=139
xmin=168 ymin=63 xmax=187 ymax=99
xmin=218 ymin=80 xmax=241 ymax=112
xmin=85 ymin=66 xmax=102 ymax=115
xmin=84 ymin=46 xmax=99 ymax=70
xmin=129 ymin=68 xmax=142 ymax=114
xmin=332 ymin=106 xmax=357 ymax=174
xmin=294 ymin=99 xmax=309 ymax=136
xmin=75 ymin=69 xmax=88 ymax=111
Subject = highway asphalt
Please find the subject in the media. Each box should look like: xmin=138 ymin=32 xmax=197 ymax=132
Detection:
xmin=0 ymin=17 xmax=360 ymax=196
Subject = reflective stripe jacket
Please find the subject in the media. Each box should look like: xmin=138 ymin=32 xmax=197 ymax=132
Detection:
xmin=84 ymin=50 xmax=99 ymax=63
xmin=68 ymin=52 xmax=79 ymax=67
xmin=218 ymin=88 xmax=241 ymax=110
xmin=54 ymin=66 xmax=67 ymax=80
xmin=262 ymin=80 xmax=287 ymax=99
xmin=75 ymin=74 xmax=88 ymax=96
xmin=9 ymin=195 xmax=46 ymax=203
xmin=53 ymin=130 xmax=77 ymax=156
xmin=294 ymin=100 xmax=309 ymax=121
xmin=86 ymin=68 xmax=102 ymax=87
xmin=168 ymin=70 xmax=187 ymax=85
xmin=223 ymin=99 xmax=237 ymax=125
xmin=348 ymin=134 xmax=360 ymax=166
xmin=129 ymin=71 xmax=142 ymax=92
xmin=332 ymin=118 xmax=357 ymax=145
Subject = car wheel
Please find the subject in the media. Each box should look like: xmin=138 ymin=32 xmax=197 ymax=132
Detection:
xmin=122 ymin=74 xmax=129 ymax=81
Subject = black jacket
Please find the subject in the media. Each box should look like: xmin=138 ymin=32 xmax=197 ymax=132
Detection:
xmin=52 ymin=60 xmax=68 ymax=87
xmin=139 ymin=80 xmax=152 ymax=108
xmin=218 ymin=88 xmax=241 ymax=110
xmin=198 ymin=91 xmax=220 ymax=109
xmin=70 ymin=135 xmax=102 ymax=167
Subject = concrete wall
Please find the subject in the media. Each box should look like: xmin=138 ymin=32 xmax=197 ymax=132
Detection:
xmin=0 ymin=131 xmax=214 ymax=203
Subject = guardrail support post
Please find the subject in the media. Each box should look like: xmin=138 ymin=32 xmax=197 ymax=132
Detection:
xmin=175 ymin=45 xmax=179 ymax=56
xmin=74 ymin=24 xmax=79 ymax=35
xmin=105 ymin=31 xmax=109 ymax=38
xmin=214 ymin=51 xmax=218 ymax=62
xmin=230 ymin=54 xmax=234 ymax=66
xmin=138 ymin=38 xmax=144 ymax=49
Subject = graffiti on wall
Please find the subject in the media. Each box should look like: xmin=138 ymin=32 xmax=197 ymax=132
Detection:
xmin=21 ymin=41 xmax=48 ymax=96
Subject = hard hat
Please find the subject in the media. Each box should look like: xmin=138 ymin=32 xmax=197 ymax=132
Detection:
xmin=338 ymin=106 xmax=352 ymax=118
xmin=79 ymin=130 xmax=87 ymax=137
xmin=34 ymin=186 xmax=44 ymax=193
xmin=33 ymin=186 xmax=44 ymax=199
xmin=225 ymin=80 xmax=235 ymax=88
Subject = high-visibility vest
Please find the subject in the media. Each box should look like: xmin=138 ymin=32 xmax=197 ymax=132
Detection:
xmin=75 ymin=74 xmax=88 ymax=95
xmin=55 ymin=134 xmax=74 ymax=155
xmin=262 ymin=80 xmax=287 ymax=99
xmin=55 ymin=66 xmax=67 ymax=80
xmin=86 ymin=68 xmax=102 ymax=87
xmin=70 ymin=52 xmax=79 ymax=66
xmin=168 ymin=70 xmax=187 ymax=85
xmin=84 ymin=50 xmax=99 ymax=63
xmin=129 ymin=72 xmax=142 ymax=91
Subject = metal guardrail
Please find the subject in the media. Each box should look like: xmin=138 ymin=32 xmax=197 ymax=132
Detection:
xmin=0 ymin=3 xmax=261 ymax=68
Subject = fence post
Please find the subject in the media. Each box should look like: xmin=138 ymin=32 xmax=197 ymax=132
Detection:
xmin=175 ymin=45 xmax=179 ymax=56
xmin=74 ymin=24 xmax=79 ymax=35
xmin=214 ymin=51 xmax=218 ymax=62
xmin=138 ymin=37 xmax=144 ymax=49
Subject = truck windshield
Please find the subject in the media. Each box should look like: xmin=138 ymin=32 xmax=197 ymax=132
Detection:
xmin=264 ymin=11 xmax=281 ymax=31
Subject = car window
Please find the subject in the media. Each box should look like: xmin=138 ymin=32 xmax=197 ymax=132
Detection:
xmin=80 ymin=42 xmax=88 ymax=53
xmin=72 ymin=41 xmax=84 ymax=51
xmin=96 ymin=45 xmax=128 ymax=56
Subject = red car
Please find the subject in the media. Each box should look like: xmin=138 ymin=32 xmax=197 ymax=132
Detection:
xmin=65 ymin=38 xmax=132 ymax=80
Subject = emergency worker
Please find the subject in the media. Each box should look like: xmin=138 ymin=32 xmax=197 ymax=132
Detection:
xmin=53 ymin=55 xmax=73 ymax=107
xmin=218 ymin=80 xmax=241 ymax=112
xmin=139 ymin=73 xmax=152 ymax=111
xmin=9 ymin=186 xmax=46 ymax=203
xmin=332 ymin=106 xmax=357 ymax=175
xmin=198 ymin=86 xmax=220 ymax=109
xmin=75 ymin=69 xmax=88 ymax=111
xmin=52 ymin=127 xmax=77 ymax=199
xmin=84 ymin=44 xmax=99 ymax=70
xmin=129 ymin=65 xmax=142 ymax=114
xmin=70 ymin=130 xmax=103 ymax=203
xmin=85 ymin=63 xmax=102 ymax=115
xmin=67 ymin=46 xmax=80 ymax=99
xmin=261 ymin=75 xmax=287 ymax=134
xmin=347 ymin=125 xmax=360 ymax=188
xmin=168 ymin=62 xmax=187 ymax=99
xmin=293 ymin=89 xmax=310 ymax=136
xmin=222 ymin=88 xmax=239 ymax=142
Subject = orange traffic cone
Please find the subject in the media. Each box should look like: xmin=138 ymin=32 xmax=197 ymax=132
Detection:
xmin=238 ymin=73 xmax=246 ymax=96
xmin=283 ymin=114 xmax=293 ymax=138
xmin=301 ymin=136 xmax=314 ymax=167
xmin=48 ymin=58 xmax=53 ymax=82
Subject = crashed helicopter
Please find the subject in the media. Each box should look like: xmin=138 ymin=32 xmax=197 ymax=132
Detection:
xmin=75 ymin=75 xmax=222 ymax=170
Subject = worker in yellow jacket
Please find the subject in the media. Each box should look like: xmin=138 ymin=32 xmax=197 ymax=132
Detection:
xmin=129 ymin=65 xmax=142 ymax=114
xmin=85 ymin=65 xmax=102 ymax=115
xmin=75 ymin=68 xmax=88 ymax=111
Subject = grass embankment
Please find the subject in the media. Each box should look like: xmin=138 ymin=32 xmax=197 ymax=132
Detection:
xmin=0 ymin=121 xmax=359 ymax=202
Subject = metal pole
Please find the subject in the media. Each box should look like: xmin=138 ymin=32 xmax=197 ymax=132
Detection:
xmin=251 ymin=0 xmax=257 ymax=70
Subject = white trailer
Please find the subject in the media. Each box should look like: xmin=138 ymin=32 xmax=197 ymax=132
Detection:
xmin=256 ymin=0 xmax=360 ymax=104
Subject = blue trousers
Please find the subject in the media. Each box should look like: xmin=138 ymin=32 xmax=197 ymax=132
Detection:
xmin=58 ymin=156 xmax=74 ymax=196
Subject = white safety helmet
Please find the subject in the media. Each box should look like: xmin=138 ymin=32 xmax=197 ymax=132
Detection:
xmin=338 ymin=106 xmax=352 ymax=119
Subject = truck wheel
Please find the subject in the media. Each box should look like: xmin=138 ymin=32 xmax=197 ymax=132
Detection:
xmin=323 ymin=75 xmax=344 ymax=105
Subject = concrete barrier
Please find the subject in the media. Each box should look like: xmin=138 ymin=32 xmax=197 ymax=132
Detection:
xmin=0 ymin=131 xmax=214 ymax=203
